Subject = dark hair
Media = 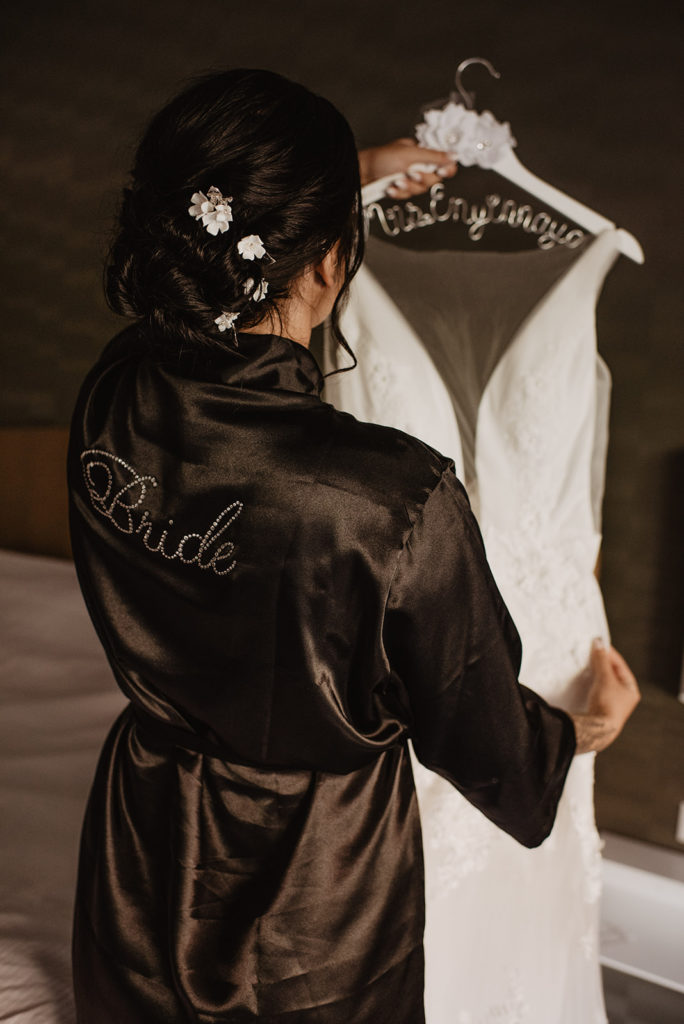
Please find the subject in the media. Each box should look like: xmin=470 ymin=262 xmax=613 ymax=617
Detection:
xmin=106 ymin=68 xmax=364 ymax=362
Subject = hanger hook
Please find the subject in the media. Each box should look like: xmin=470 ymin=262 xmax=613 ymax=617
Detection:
xmin=453 ymin=57 xmax=501 ymax=109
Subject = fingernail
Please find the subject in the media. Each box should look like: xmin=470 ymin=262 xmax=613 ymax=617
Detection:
xmin=408 ymin=170 xmax=423 ymax=182
xmin=592 ymin=637 xmax=605 ymax=650
xmin=437 ymin=165 xmax=453 ymax=177
xmin=394 ymin=175 xmax=409 ymax=188
xmin=386 ymin=186 xmax=401 ymax=198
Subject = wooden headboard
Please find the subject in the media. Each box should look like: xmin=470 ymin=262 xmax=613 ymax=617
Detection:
xmin=0 ymin=428 xmax=71 ymax=558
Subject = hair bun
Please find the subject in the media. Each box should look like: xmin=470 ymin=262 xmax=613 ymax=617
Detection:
xmin=106 ymin=68 xmax=363 ymax=357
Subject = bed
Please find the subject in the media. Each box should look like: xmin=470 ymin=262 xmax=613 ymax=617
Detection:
xmin=0 ymin=550 xmax=125 ymax=1024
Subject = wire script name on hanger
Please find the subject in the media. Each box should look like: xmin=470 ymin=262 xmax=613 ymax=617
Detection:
xmin=366 ymin=182 xmax=587 ymax=250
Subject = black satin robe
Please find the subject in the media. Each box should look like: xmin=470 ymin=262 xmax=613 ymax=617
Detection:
xmin=67 ymin=327 xmax=575 ymax=1024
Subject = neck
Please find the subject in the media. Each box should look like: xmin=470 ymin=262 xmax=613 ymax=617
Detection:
xmin=240 ymin=303 xmax=312 ymax=349
xmin=241 ymin=326 xmax=311 ymax=350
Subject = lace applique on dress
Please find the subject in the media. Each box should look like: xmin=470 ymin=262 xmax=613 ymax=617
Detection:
xmin=423 ymin=796 xmax=493 ymax=896
xmin=481 ymin=527 xmax=600 ymax=704
xmin=366 ymin=358 xmax=428 ymax=441
xmin=456 ymin=969 xmax=530 ymax=1024
xmin=568 ymin=767 xmax=603 ymax=906
xmin=411 ymin=756 xmax=493 ymax=895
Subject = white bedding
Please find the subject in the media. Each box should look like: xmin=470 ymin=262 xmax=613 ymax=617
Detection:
xmin=0 ymin=551 xmax=125 ymax=1024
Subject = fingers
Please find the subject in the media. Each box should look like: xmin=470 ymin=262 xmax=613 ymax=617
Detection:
xmin=590 ymin=637 xmax=610 ymax=678
xmin=591 ymin=639 xmax=639 ymax=690
xmin=588 ymin=638 xmax=640 ymax=726
xmin=409 ymin=146 xmax=457 ymax=184
xmin=386 ymin=140 xmax=457 ymax=198
xmin=387 ymin=175 xmax=435 ymax=199
xmin=386 ymin=161 xmax=457 ymax=199
xmin=396 ymin=138 xmax=456 ymax=165
xmin=386 ymin=175 xmax=415 ymax=199
xmin=606 ymin=644 xmax=640 ymax=695
xmin=362 ymin=139 xmax=457 ymax=197
xmin=415 ymin=147 xmax=457 ymax=167
xmin=582 ymin=638 xmax=640 ymax=749
xmin=411 ymin=162 xmax=457 ymax=188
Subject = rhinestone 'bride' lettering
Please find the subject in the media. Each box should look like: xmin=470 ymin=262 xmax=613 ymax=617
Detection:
xmin=80 ymin=448 xmax=243 ymax=577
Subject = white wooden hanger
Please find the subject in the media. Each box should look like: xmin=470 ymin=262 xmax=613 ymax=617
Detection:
xmin=363 ymin=58 xmax=644 ymax=264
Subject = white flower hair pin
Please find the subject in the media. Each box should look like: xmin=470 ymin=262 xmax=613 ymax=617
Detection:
xmin=188 ymin=188 xmax=275 ymax=333
xmin=237 ymin=234 xmax=274 ymax=309
xmin=214 ymin=311 xmax=239 ymax=333
xmin=188 ymin=185 xmax=234 ymax=236
xmin=243 ymin=277 xmax=268 ymax=302
xmin=237 ymin=234 xmax=275 ymax=264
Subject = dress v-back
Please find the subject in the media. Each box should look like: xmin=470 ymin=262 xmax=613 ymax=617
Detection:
xmin=323 ymin=219 xmax=621 ymax=1023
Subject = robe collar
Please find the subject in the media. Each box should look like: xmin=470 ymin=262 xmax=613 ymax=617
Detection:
xmin=120 ymin=324 xmax=325 ymax=398
xmin=221 ymin=332 xmax=324 ymax=396
xmin=165 ymin=331 xmax=325 ymax=398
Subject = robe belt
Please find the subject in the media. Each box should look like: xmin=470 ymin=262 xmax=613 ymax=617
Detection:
xmin=131 ymin=704 xmax=249 ymax=764
xmin=130 ymin=704 xmax=395 ymax=775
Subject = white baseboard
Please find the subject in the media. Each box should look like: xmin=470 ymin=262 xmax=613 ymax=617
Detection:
xmin=600 ymin=831 xmax=684 ymax=993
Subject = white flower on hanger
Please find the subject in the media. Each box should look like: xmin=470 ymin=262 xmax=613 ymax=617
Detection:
xmin=243 ymin=277 xmax=269 ymax=301
xmin=415 ymin=102 xmax=515 ymax=168
xmin=461 ymin=110 xmax=516 ymax=167
xmin=214 ymin=311 xmax=239 ymax=332
xmin=237 ymin=234 xmax=266 ymax=260
xmin=417 ymin=102 xmax=469 ymax=152
xmin=188 ymin=186 xmax=233 ymax=236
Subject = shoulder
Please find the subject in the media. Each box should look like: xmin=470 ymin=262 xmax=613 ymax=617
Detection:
xmin=319 ymin=400 xmax=458 ymax=528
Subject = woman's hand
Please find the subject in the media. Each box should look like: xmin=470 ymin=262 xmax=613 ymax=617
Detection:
xmin=358 ymin=138 xmax=457 ymax=198
xmin=570 ymin=640 xmax=641 ymax=754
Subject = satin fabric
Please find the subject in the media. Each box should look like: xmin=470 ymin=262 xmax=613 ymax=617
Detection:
xmin=68 ymin=327 xmax=575 ymax=1023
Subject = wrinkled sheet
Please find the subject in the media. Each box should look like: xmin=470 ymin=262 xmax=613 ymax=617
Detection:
xmin=0 ymin=550 xmax=125 ymax=1024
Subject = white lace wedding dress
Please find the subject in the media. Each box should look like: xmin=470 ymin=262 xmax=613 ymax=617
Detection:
xmin=322 ymin=227 xmax=621 ymax=1023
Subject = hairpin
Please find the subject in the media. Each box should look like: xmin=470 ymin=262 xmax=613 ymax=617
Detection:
xmin=214 ymin=310 xmax=240 ymax=348
xmin=188 ymin=189 xmax=275 ymax=334
xmin=214 ymin=311 xmax=239 ymax=333
xmin=237 ymin=234 xmax=275 ymax=263
xmin=243 ymin=277 xmax=268 ymax=302
xmin=188 ymin=186 xmax=234 ymax=236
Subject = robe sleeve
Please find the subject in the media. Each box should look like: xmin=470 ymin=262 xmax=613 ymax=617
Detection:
xmin=382 ymin=466 xmax=576 ymax=848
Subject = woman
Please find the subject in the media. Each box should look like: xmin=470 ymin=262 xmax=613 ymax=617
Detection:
xmin=67 ymin=69 xmax=638 ymax=1023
